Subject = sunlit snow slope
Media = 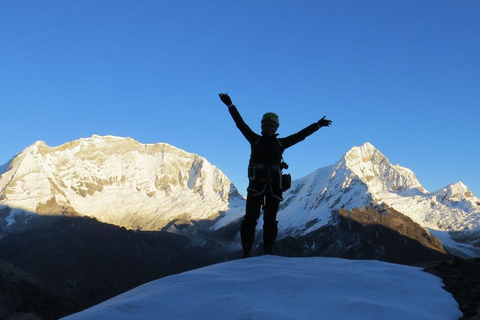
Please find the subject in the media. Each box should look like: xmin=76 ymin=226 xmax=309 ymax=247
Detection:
xmin=217 ymin=142 xmax=480 ymax=239
xmin=1 ymin=137 xmax=479 ymax=256
xmin=0 ymin=135 xmax=244 ymax=230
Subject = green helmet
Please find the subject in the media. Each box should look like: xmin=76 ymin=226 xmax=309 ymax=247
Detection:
xmin=261 ymin=112 xmax=280 ymax=127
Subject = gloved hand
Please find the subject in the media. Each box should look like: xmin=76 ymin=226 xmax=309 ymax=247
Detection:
xmin=219 ymin=93 xmax=233 ymax=107
xmin=317 ymin=116 xmax=332 ymax=127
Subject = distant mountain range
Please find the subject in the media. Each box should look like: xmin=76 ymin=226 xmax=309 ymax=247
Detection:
xmin=276 ymin=142 xmax=480 ymax=257
xmin=1 ymin=135 xmax=480 ymax=318
xmin=1 ymin=135 xmax=479 ymax=258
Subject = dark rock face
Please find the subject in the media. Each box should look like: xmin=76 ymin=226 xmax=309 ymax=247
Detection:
xmin=0 ymin=259 xmax=83 ymax=320
xmin=276 ymin=206 xmax=450 ymax=265
xmin=422 ymin=258 xmax=480 ymax=319
xmin=1 ymin=208 xmax=479 ymax=319
xmin=0 ymin=216 xmax=225 ymax=318
xmin=338 ymin=206 xmax=446 ymax=254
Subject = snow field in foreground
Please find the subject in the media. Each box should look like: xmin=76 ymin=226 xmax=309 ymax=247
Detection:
xmin=62 ymin=256 xmax=462 ymax=320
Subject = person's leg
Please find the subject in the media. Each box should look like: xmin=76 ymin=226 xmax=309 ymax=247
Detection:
xmin=263 ymin=194 xmax=280 ymax=254
xmin=240 ymin=191 xmax=263 ymax=257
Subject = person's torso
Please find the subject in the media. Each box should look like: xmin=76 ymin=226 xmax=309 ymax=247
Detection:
xmin=249 ymin=136 xmax=283 ymax=168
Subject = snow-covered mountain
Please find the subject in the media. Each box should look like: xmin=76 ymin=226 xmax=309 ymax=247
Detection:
xmin=278 ymin=142 xmax=480 ymax=256
xmin=216 ymin=142 xmax=479 ymax=231
xmin=1 ymin=136 xmax=479 ymax=257
xmin=0 ymin=135 xmax=244 ymax=232
xmin=214 ymin=142 xmax=480 ymax=256
xmin=290 ymin=142 xmax=479 ymax=231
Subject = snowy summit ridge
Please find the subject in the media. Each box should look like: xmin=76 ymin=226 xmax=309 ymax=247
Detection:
xmin=1 ymin=137 xmax=479 ymax=257
xmin=266 ymin=142 xmax=480 ymax=254
xmin=342 ymin=142 xmax=427 ymax=195
xmin=435 ymin=181 xmax=476 ymax=203
xmin=0 ymin=135 xmax=242 ymax=231
xmin=273 ymin=142 xmax=429 ymax=235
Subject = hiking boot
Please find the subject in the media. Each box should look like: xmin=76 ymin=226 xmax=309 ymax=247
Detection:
xmin=263 ymin=247 xmax=274 ymax=255
xmin=242 ymin=249 xmax=252 ymax=258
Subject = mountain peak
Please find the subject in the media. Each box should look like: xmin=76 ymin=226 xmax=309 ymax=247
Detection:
xmin=354 ymin=141 xmax=376 ymax=152
xmin=341 ymin=142 xmax=426 ymax=195
xmin=344 ymin=142 xmax=378 ymax=162
xmin=343 ymin=142 xmax=393 ymax=172
xmin=436 ymin=181 xmax=476 ymax=202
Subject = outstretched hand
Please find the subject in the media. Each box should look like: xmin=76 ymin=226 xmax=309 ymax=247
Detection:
xmin=219 ymin=93 xmax=233 ymax=107
xmin=317 ymin=116 xmax=332 ymax=127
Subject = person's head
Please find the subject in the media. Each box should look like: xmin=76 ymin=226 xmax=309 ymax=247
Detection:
xmin=261 ymin=112 xmax=279 ymax=136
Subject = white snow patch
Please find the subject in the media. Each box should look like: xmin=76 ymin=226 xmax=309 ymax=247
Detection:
xmin=62 ymin=256 xmax=461 ymax=320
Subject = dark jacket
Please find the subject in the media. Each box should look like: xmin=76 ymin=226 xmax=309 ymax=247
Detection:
xmin=229 ymin=106 xmax=320 ymax=196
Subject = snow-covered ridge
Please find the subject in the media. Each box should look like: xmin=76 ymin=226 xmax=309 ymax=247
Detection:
xmin=267 ymin=142 xmax=480 ymax=240
xmin=0 ymin=135 xmax=243 ymax=230
xmin=2 ymin=137 xmax=479 ymax=256
xmin=343 ymin=142 xmax=427 ymax=195
xmin=61 ymin=256 xmax=462 ymax=320
xmin=0 ymin=158 xmax=13 ymax=177
xmin=435 ymin=181 xmax=476 ymax=202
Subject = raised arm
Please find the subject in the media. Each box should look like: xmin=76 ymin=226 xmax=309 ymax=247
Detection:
xmin=281 ymin=115 xmax=332 ymax=149
xmin=219 ymin=93 xmax=258 ymax=144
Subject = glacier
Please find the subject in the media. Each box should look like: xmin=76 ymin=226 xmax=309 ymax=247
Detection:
xmin=1 ymin=136 xmax=479 ymax=257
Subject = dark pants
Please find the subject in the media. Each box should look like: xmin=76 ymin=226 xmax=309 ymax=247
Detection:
xmin=240 ymin=190 xmax=280 ymax=254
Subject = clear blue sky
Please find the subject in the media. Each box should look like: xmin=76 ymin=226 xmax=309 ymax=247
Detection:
xmin=1 ymin=1 xmax=479 ymax=197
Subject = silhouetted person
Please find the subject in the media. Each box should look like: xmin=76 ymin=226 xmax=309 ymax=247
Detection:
xmin=219 ymin=93 xmax=332 ymax=258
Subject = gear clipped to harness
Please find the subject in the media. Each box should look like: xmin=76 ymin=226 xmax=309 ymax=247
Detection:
xmin=280 ymin=161 xmax=291 ymax=191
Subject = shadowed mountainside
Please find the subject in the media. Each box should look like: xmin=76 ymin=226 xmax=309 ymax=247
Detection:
xmin=0 ymin=216 xmax=231 ymax=319
xmin=1 ymin=209 xmax=480 ymax=319
xmin=0 ymin=259 xmax=84 ymax=319
xmin=276 ymin=206 xmax=450 ymax=265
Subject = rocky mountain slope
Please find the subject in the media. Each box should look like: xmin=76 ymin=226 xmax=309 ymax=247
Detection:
xmin=284 ymin=143 xmax=479 ymax=232
xmin=0 ymin=259 xmax=83 ymax=319
xmin=0 ymin=215 xmax=226 ymax=319
xmin=276 ymin=206 xmax=449 ymax=265
xmin=212 ymin=142 xmax=480 ymax=257
xmin=1 ymin=137 xmax=479 ymax=257
xmin=2 ymin=136 xmax=480 ymax=318
xmin=0 ymin=135 xmax=244 ymax=235
xmin=221 ymin=143 xmax=480 ymax=254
